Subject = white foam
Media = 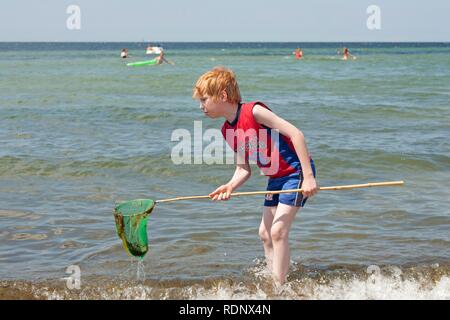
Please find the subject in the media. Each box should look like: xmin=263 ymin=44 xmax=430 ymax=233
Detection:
xmin=28 ymin=266 xmax=450 ymax=300
xmin=183 ymin=274 xmax=450 ymax=300
xmin=302 ymin=274 xmax=450 ymax=300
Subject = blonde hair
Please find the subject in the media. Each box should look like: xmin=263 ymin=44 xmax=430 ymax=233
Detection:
xmin=192 ymin=67 xmax=241 ymax=104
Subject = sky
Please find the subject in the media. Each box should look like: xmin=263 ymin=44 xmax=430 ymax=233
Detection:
xmin=0 ymin=0 xmax=449 ymax=42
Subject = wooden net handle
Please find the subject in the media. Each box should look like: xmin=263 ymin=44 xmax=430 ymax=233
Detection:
xmin=156 ymin=180 xmax=404 ymax=203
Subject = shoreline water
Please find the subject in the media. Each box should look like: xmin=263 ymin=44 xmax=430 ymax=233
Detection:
xmin=1 ymin=263 xmax=449 ymax=300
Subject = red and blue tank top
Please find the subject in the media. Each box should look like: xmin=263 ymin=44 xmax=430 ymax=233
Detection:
xmin=221 ymin=101 xmax=307 ymax=178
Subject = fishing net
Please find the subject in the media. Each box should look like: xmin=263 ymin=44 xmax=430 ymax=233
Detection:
xmin=114 ymin=199 xmax=156 ymax=259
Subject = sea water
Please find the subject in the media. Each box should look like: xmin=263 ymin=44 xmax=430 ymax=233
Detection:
xmin=0 ymin=42 xmax=449 ymax=299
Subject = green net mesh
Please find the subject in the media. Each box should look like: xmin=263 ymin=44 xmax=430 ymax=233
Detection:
xmin=114 ymin=199 xmax=156 ymax=259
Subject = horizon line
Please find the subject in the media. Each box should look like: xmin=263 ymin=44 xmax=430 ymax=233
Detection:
xmin=1 ymin=40 xmax=449 ymax=43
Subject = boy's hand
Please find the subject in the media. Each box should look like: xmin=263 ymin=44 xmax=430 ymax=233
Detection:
xmin=209 ymin=184 xmax=233 ymax=201
xmin=302 ymin=176 xmax=318 ymax=198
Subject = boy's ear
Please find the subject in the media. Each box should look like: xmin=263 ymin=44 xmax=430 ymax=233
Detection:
xmin=221 ymin=90 xmax=228 ymax=102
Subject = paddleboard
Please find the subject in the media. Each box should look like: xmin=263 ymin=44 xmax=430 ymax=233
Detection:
xmin=127 ymin=58 xmax=158 ymax=67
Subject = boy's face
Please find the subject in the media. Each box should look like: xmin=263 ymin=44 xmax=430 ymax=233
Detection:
xmin=198 ymin=95 xmax=223 ymax=118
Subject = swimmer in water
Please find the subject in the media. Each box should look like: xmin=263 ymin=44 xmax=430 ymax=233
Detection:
xmin=120 ymin=48 xmax=129 ymax=59
xmin=339 ymin=47 xmax=356 ymax=60
xmin=155 ymin=49 xmax=175 ymax=65
xmin=293 ymin=48 xmax=303 ymax=60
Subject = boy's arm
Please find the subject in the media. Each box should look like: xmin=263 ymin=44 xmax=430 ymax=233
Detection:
xmin=253 ymin=104 xmax=318 ymax=197
xmin=209 ymin=151 xmax=251 ymax=201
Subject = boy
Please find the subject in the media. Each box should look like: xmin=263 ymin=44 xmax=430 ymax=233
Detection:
xmin=192 ymin=67 xmax=318 ymax=285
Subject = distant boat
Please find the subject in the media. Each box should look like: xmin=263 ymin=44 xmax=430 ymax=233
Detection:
xmin=146 ymin=46 xmax=162 ymax=55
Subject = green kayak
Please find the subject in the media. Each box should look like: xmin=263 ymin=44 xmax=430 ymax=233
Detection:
xmin=127 ymin=58 xmax=158 ymax=67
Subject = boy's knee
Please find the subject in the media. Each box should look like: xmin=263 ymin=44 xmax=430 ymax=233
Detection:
xmin=270 ymin=225 xmax=288 ymax=242
xmin=258 ymin=225 xmax=271 ymax=243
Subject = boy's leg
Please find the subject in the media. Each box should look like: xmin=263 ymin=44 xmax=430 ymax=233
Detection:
xmin=259 ymin=206 xmax=277 ymax=272
xmin=271 ymin=203 xmax=300 ymax=284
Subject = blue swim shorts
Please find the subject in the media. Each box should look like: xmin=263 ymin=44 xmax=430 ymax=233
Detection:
xmin=264 ymin=161 xmax=317 ymax=208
